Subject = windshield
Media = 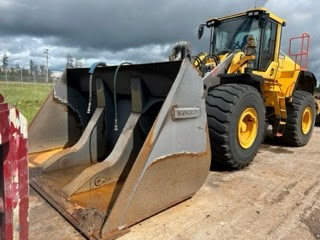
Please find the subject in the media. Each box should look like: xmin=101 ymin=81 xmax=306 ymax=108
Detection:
xmin=212 ymin=15 xmax=261 ymax=66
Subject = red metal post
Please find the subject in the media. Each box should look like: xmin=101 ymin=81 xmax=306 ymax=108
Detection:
xmin=0 ymin=93 xmax=28 ymax=240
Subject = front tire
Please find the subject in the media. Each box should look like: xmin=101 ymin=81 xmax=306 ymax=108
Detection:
xmin=282 ymin=90 xmax=316 ymax=146
xmin=206 ymin=84 xmax=265 ymax=169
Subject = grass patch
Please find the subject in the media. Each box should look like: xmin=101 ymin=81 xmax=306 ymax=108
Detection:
xmin=0 ymin=82 xmax=52 ymax=122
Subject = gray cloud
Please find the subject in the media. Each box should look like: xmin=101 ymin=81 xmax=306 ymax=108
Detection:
xmin=0 ymin=0 xmax=319 ymax=86
xmin=265 ymin=0 xmax=320 ymax=83
xmin=0 ymin=0 xmax=267 ymax=51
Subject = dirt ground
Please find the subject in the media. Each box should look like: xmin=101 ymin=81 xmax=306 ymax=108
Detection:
xmin=29 ymin=127 xmax=320 ymax=240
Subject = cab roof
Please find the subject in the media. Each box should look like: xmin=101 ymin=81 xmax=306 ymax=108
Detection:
xmin=206 ymin=8 xmax=285 ymax=26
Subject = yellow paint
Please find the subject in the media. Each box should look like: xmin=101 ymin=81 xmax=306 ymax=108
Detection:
xmin=301 ymin=106 xmax=312 ymax=135
xmin=192 ymin=52 xmax=217 ymax=72
xmin=193 ymin=52 xmax=207 ymax=69
xmin=238 ymin=108 xmax=258 ymax=149
xmin=315 ymin=99 xmax=320 ymax=115
xmin=29 ymin=148 xmax=64 ymax=165
xmin=219 ymin=53 xmax=229 ymax=61
xmin=249 ymin=11 xmax=301 ymax=127
xmin=249 ymin=8 xmax=285 ymax=25
xmin=227 ymin=52 xmax=255 ymax=74
xmin=70 ymin=181 xmax=118 ymax=211
xmin=207 ymin=8 xmax=285 ymax=26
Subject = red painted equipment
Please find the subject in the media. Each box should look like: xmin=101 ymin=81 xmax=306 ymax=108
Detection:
xmin=0 ymin=93 xmax=28 ymax=240
xmin=289 ymin=32 xmax=310 ymax=71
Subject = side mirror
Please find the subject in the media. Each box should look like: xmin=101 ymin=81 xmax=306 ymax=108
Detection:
xmin=198 ymin=24 xmax=205 ymax=39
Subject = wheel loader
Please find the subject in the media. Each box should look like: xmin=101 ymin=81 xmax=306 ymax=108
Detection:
xmin=27 ymin=8 xmax=317 ymax=239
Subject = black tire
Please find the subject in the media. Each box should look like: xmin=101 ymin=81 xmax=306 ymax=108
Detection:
xmin=206 ymin=84 xmax=265 ymax=169
xmin=281 ymin=91 xmax=316 ymax=146
xmin=316 ymin=100 xmax=320 ymax=126
xmin=262 ymin=122 xmax=269 ymax=143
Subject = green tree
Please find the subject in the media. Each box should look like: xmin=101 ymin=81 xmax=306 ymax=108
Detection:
xmin=39 ymin=65 xmax=45 ymax=75
xmin=66 ymin=54 xmax=74 ymax=69
xmin=75 ymin=58 xmax=83 ymax=68
xmin=2 ymin=51 xmax=8 ymax=70
xmin=30 ymin=59 xmax=35 ymax=75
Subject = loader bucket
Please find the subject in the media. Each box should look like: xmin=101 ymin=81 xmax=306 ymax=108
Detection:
xmin=28 ymin=60 xmax=210 ymax=239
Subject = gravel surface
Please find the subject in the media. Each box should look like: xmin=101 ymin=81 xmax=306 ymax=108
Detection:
xmin=29 ymin=127 xmax=320 ymax=240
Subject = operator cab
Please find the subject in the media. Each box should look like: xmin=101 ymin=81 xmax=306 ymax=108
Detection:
xmin=198 ymin=8 xmax=285 ymax=72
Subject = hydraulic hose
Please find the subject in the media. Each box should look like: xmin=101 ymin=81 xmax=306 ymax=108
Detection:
xmin=113 ymin=62 xmax=133 ymax=131
xmin=87 ymin=62 xmax=107 ymax=114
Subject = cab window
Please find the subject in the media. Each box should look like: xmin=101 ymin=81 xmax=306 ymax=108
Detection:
xmin=259 ymin=20 xmax=277 ymax=70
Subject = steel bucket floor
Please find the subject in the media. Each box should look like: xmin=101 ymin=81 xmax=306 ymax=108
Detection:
xmin=31 ymin=175 xmax=122 ymax=239
xmin=30 ymin=150 xmax=123 ymax=239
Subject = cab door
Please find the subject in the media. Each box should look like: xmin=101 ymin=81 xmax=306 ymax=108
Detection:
xmin=256 ymin=19 xmax=279 ymax=79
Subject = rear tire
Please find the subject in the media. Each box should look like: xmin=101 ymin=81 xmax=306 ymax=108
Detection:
xmin=315 ymin=99 xmax=320 ymax=126
xmin=206 ymin=84 xmax=265 ymax=169
xmin=281 ymin=90 xmax=316 ymax=146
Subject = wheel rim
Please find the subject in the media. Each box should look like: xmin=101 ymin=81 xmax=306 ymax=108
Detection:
xmin=301 ymin=106 xmax=312 ymax=135
xmin=238 ymin=108 xmax=258 ymax=149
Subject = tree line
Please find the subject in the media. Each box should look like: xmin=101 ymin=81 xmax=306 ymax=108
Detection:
xmin=1 ymin=52 xmax=84 ymax=78
xmin=1 ymin=51 xmax=52 ymax=77
xmin=66 ymin=54 xmax=83 ymax=69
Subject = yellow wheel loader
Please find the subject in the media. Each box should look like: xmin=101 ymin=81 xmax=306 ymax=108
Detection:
xmin=28 ymin=8 xmax=317 ymax=239
xmin=193 ymin=8 xmax=317 ymax=168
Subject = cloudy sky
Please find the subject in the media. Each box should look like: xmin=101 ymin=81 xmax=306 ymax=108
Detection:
xmin=0 ymin=0 xmax=319 ymax=82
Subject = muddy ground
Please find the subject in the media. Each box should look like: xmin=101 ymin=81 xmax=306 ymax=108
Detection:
xmin=29 ymin=127 xmax=320 ymax=240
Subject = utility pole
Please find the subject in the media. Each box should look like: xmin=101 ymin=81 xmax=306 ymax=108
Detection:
xmin=44 ymin=49 xmax=49 ymax=84
xmin=21 ymin=67 xmax=23 ymax=85
xmin=5 ymin=68 xmax=8 ymax=86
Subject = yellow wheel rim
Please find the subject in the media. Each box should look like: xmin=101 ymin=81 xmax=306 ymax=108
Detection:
xmin=238 ymin=108 xmax=258 ymax=149
xmin=301 ymin=106 xmax=312 ymax=135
